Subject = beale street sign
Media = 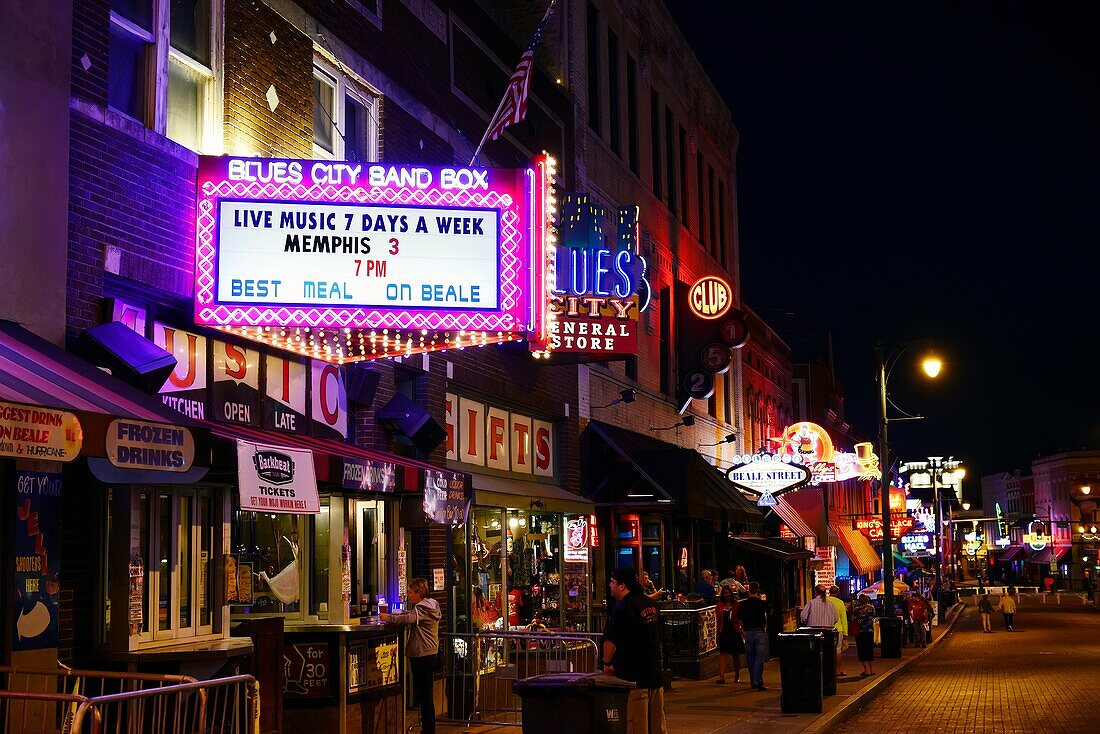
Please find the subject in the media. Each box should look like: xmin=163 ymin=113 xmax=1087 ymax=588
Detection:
xmin=725 ymin=452 xmax=811 ymax=497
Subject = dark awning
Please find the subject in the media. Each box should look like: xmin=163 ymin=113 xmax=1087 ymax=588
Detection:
xmin=729 ymin=535 xmax=814 ymax=561
xmin=998 ymin=545 xmax=1027 ymax=562
xmin=584 ymin=421 xmax=763 ymax=528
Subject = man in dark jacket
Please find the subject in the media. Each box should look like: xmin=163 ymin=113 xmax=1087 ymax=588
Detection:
xmin=602 ymin=565 xmax=665 ymax=734
xmin=382 ymin=577 xmax=441 ymax=734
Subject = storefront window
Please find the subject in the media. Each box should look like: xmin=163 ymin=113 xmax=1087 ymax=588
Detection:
xmin=106 ymin=486 xmax=219 ymax=648
xmin=470 ymin=508 xmax=504 ymax=629
xmin=312 ymin=497 xmax=331 ymax=618
xmin=231 ymin=510 xmax=303 ymax=617
xmin=351 ymin=499 xmax=387 ymax=616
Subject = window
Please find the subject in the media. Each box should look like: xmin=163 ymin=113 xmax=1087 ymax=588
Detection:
xmin=231 ymin=510 xmax=305 ymax=619
xmin=679 ymin=126 xmax=689 ymax=227
xmin=659 ymin=286 xmax=671 ymax=395
xmin=607 ymin=29 xmax=620 ymax=154
xmin=626 ymin=55 xmax=639 ymax=174
xmin=313 ymin=62 xmax=380 ymax=161
xmin=109 ymin=0 xmax=221 ymax=152
xmin=696 ymin=152 xmax=706 ymax=246
xmin=586 ymin=3 xmax=601 ymax=133
xmin=718 ymin=179 xmax=728 ymax=268
xmin=108 ymin=486 xmax=218 ymax=647
xmin=665 ymin=107 xmax=676 ymax=215
xmin=650 ymin=90 xmax=661 ymax=198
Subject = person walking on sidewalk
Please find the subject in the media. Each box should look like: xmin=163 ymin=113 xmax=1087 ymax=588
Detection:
xmin=739 ymin=582 xmax=770 ymax=690
xmin=908 ymin=592 xmax=932 ymax=647
xmin=715 ymin=584 xmax=745 ymax=683
xmin=977 ymin=590 xmax=994 ymax=632
xmin=602 ymin=565 xmax=666 ymax=734
xmin=852 ymin=594 xmax=877 ymax=678
xmin=800 ymin=585 xmax=839 ymax=629
xmin=997 ymin=586 xmax=1018 ymax=631
xmin=380 ymin=577 xmax=441 ymax=734
xmin=827 ymin=586 xmax=849 ymax=677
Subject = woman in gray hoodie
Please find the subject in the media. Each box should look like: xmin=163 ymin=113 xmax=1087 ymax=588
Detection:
xmin=382 ymin=577 xmax=442 ymax=734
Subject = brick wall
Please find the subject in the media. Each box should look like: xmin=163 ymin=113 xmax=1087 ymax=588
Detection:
xmin=224 ymin=0 xmax=313 ymax=158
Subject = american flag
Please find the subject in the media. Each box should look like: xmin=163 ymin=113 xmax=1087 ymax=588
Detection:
xmin=484 ymin=2 xmax=555 ymax=142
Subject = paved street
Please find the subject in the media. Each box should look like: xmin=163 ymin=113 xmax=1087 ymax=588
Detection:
xmin=834 ymin=600 xmax=1099 ymax=734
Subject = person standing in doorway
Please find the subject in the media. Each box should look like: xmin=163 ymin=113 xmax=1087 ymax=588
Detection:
xmin=827 ymin=586 xmax=849 ymax=676
xmin=997 ymin=586 xmax=1018 ymax=631
xmin=715 ymin=584 xmax=744 ymax=683
xmin=739 ymin=582 xmax=770 ymax=690
xmin=381 ymin=577 xmax=441 ymax=734
xmin=602 ymin=565 xmax=665 ymax=734
xmin=977 ymin=589 xmax=994 ymax=632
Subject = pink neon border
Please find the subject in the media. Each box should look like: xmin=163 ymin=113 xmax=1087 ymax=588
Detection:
xmin=193 ymin=157 xmax=532 ymax=332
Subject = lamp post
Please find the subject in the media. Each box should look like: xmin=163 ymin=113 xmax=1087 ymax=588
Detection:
xmin=876 ymin=342 xmax=941 ymax=656
xmin=901 ymin=456 xmax=963 ymax=622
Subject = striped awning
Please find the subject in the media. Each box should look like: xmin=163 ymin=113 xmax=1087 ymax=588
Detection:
xmin=772 ymin=496 xmax=817 ymax=543
xmin=0 ymin=320 xmax=177 ymax=422
xmin=998 ymin=545 xmax=1027 ymax=562
xmin=1027 ymin=545 xmax=1071 ymax=565
xmin=832 ymin=522 xmax=884 ymax=575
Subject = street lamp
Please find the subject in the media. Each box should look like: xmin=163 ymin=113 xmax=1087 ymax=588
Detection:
xmin=876 ymin=341 xmax=942 ymax=655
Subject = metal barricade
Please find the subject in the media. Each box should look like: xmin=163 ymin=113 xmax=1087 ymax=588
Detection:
xmin=439 ymin=630 xmax=601 ymax=726
xmin=69 ymin=673 xmax=260 ymax=734
xmin=0 ymin=666 xmax=196 ymax=734
xmin=0 ymin=667 xmax=259 ymax=734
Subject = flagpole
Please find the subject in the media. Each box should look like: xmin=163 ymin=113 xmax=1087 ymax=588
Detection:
xmin=469 ymin=93 xmax=510 ymax=167
xmin=468 ymin=0 xmax=556 ymax=167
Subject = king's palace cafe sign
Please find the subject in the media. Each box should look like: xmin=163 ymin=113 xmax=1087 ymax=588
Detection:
xmin=444 ymin=393 xmax=554 ymax=477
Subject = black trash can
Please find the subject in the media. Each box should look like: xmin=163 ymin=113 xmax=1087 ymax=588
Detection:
xmin=514 ymin=672 xmax=635 ymax=734
xmin=777 ymin=631 xmax=823 ymax=714
xmin=798 ymin=627 xmax=837 ymax=696
xmin=878 ymin=616 xmax=902 ymax=659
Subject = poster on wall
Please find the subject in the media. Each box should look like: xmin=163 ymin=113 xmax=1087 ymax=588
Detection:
xmin=236 ymin=440 xmax=320 ymax=514
xmin=12 ymin=470 xmax=62 ymax=651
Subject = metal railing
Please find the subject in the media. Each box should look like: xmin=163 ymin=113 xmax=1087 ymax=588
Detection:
xmin=439 ymin=630 xmax=601 ymax=726
xmin=0 ymin=667 xmax=259 ymax=734
xmin=0 ymin=666 xmax=196 ymax=734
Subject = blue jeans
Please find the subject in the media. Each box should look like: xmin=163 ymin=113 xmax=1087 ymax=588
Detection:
xmin=744 ymin=630 xmax=768 ymax=686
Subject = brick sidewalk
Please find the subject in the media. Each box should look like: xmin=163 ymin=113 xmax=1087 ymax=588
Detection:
xmin=832 ymin=601 xmax=1100 ymax=734
xmin=437 ymin=612 xmax=960 ymax=734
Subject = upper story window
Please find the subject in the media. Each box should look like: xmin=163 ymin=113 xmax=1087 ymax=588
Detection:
xmin=313 ymin=61 xmax=380 ymax=162
xmin=109 ymin=0 xmax=221 ymax=153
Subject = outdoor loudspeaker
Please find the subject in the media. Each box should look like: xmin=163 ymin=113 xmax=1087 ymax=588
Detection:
xmin=75 ymin=322 xmax=177 ymax=394
xmin=346 ymin=365 xmax=381 ymax=407
xmin=376 ymin=393 xmax=447 ymax=454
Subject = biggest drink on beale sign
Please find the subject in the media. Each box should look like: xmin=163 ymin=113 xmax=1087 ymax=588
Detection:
xmin=193 ymin=155 xmax=574 ymax=362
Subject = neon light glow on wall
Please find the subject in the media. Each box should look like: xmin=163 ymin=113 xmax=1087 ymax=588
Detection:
xmin=193 ymin=157 xmax=551 ymax=362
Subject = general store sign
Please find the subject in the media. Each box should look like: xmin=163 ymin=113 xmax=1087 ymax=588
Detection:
xmin=193 ymin=157 xmax=545 ymax=362
xmin=444 ymin=393 xmax=554 ymax=477
xmin=0 ymin=401 xmax=82 ymax=462
xmin=236 ymin=440 xmax=319 ymax=514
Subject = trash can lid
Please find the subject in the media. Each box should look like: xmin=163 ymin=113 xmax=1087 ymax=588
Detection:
xmin=514 ymin=672 xmax=637 ymax=692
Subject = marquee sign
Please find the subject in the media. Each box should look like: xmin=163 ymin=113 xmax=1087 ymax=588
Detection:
xmin=725 ymin=452 xmax=811 ymax=499
xmin=194 ymin=156 xmax=552 ymax=362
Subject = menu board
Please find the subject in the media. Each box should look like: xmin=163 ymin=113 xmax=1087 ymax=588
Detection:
xmin=348 ymin=635 xmax=401 ymax=694
xmin=698 ymin=607 xmax=718 ymax=654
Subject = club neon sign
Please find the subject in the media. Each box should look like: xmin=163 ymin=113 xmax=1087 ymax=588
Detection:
xmin=687 ymin=276 xmax=732 ymax=319
xmin=193 ymin=157 xmax=550 ymax=362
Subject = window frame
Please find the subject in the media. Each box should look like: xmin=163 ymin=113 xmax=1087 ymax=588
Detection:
xmin=312 ymin=58 xmax=381 ymax=162
xmin=108 ymin=0 xmax=224 ymax=153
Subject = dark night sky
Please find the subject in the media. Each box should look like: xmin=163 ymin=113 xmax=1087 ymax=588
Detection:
xmin=667 ymin=2 xmax=1100 ymax=498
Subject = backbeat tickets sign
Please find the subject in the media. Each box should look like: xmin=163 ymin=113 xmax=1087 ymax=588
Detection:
xmin=193 ymin=157 xmax=535 ymax=340
xmin=236 ymin=440 xmax=320 ymax=514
